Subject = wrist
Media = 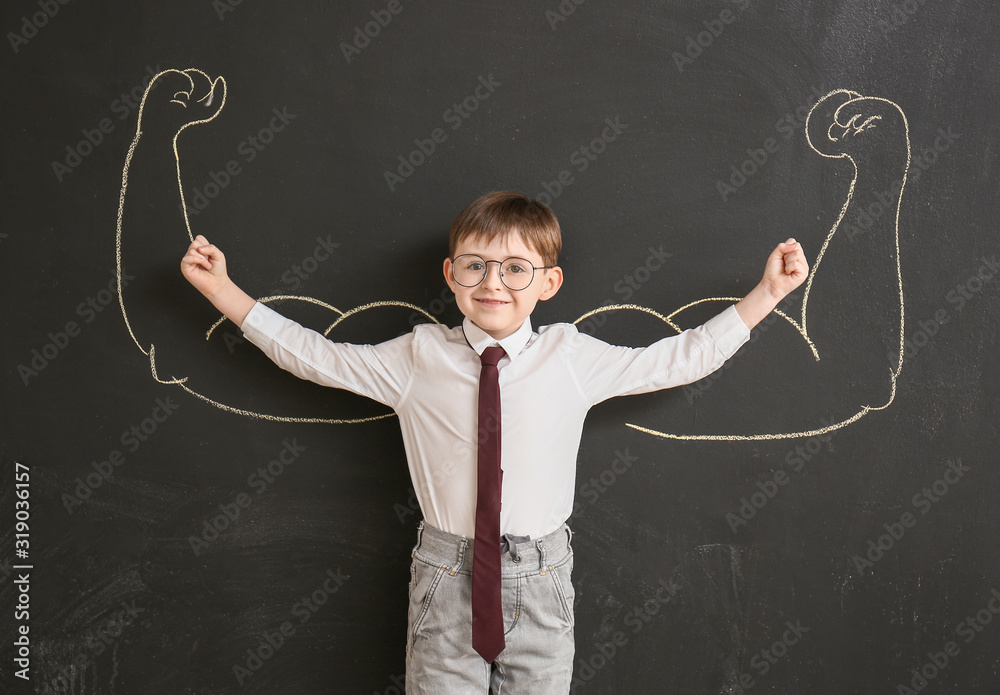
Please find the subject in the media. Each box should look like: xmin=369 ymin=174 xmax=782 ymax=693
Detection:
xmin=736 ymin=283 xmax=780 ymax=330
xmin=207 ymin=277 xmax=256 ymax=329
xmin=758 ymin=279 xmax=785 ymax=305
xmin=205 ymin=275 xmax=236 ymax=302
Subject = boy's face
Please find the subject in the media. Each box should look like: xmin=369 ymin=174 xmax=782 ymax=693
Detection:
xmin=443 ymin=233 xmax=563 ymax=340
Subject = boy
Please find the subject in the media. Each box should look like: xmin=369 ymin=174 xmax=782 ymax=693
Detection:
xmin=180 ymin=190 xmax=807 ymax=693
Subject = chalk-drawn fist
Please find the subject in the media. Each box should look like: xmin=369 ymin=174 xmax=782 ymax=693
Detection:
xmin=136 ymin=68 xmax=227 ymax=137
xmin=805 ymin=89 xmax=907 ymax=166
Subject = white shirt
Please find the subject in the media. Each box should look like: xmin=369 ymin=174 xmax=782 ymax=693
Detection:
xmin=241 ymin=301 xmax=751 ymax=538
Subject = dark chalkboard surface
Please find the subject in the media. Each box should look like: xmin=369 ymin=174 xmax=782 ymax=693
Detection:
xmin=3 ymin=1 xmax=999 ymax=693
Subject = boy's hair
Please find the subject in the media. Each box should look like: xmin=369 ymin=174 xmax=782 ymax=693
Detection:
xmin=448 ymin=191 xmax=562 ymax=267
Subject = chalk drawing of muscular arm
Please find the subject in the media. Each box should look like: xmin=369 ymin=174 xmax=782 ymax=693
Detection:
xmin=596 ymin=89 xmax=909 ymax=441
xmin=116 ymin=69 xmax=437 ymax=423
xmin=117 ymin=70 xmax=908 ymax=439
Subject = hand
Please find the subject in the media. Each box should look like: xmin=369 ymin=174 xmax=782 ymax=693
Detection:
xmin=181 ymin=235 xmax=231 ymax=298
xmin=760 ymin=238 xmax=808 ymax=301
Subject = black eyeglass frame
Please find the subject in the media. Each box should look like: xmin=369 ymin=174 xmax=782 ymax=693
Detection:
xmin=450 ymin=254 xmax=556 ymax=291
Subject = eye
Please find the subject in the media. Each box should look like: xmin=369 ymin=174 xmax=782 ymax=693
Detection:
xmin=466 ymin=260 xmax=485 ymax=271
xmin=505 ymin=262 xmax=528 ymax=274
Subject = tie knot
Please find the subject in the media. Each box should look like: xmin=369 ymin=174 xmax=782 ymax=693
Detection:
xmin=480 ymin=345 xmax=506 ymax=367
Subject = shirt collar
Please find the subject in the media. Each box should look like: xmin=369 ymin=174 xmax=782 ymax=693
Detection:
xmin=461 ymin=315 xmax=533 ymax=362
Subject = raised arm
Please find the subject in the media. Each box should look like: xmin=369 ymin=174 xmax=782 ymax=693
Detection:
xmin=117 ymin=68 xmax=411 ymax=423
xmin=179 ymin=235 xmax=414 ymax=408
xmin=572 ymin=238 xmax=807 ymax=405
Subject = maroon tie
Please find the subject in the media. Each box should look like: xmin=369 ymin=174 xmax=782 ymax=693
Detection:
xmin=472 ymin=345 xmax=506 ymax=663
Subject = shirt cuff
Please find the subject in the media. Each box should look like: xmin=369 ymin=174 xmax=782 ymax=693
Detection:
xmin=240 ymin=301 xmax=287 ymax=348
xmin=704 ymin=304 xmax=752 ymax=358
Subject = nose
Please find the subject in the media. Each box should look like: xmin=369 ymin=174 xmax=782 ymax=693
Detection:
xmin=481 ymin=261 xmax=505 ymax=289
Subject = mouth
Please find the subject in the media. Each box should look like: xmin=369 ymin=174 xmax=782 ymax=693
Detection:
xmin=474 ymin=298 xmax=509 ymax=307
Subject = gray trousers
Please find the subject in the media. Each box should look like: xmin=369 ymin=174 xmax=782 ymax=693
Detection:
xmin=405 ymin=520 xmax=576 ymax=694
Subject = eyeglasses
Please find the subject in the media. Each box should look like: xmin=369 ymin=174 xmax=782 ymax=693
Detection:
xmin=450 ymin=254 xmax=555 ymax=291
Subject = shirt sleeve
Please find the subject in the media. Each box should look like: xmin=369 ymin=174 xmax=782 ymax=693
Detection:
xmin=239 ymin=301 xmax=414 ymax=409
xmin=568 ymin=303 xmax=751 ymax=406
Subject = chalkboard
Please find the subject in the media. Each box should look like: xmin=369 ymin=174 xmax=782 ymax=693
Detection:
xmin=3 ymin=1 xmax=999 ymax=693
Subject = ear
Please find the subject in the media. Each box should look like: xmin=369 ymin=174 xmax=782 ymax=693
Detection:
xmin=537 ymin=266 xmax=563 ymax=301
xmin=443 ymin=257 xmax=457 ymax=293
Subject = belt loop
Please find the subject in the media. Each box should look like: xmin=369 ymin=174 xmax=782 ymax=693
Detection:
xmin=537 ymin=538 xmax=547 ymax=573
xmin=565 ymin=524 xmax=573 ymax=547
xmin=456 ymin=537 xmax=469 ymax=572
xmin=415 ymin=520 xmax=425 ymax=548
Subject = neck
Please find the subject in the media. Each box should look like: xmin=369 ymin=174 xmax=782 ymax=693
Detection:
xmin=469 ymin=318 xmax=523 ymax=342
